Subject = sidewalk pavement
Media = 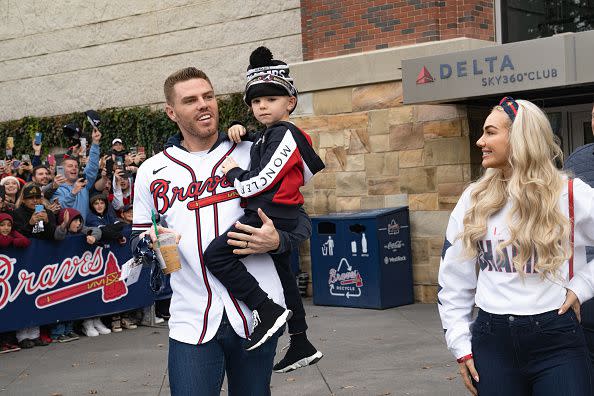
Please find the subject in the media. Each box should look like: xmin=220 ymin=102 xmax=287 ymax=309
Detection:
xmin=0 ymin=301 xmax=467 ymax=396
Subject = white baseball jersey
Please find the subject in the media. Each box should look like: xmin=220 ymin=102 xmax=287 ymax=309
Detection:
xmin=133 ymin=140 xmax=285 ymax=345
xmin=438 ymin=177 xmax=594 ymax=359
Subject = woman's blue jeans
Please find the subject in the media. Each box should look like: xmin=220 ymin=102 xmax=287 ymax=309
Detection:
xmin=472 ymin=308 xmax=592 ymax=395
xmin=168 ymin=313 xmax=279 ymax=396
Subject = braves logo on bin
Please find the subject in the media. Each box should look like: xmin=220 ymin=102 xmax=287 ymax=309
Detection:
xmin=328 ymin=258 xmax=363 ymax=299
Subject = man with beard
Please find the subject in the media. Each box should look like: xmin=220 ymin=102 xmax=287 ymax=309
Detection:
xmin=132 ymin=67 xmax=311 ymax=396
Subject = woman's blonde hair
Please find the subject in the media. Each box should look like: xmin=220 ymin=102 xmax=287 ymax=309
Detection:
xmin=461 ymin=99 xmax=570 ymax=277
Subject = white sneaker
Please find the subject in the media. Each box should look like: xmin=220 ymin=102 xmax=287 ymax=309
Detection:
xmin=82 ymin=319 xmax=99 ymax=337
xmin=93 ymin=318 xmax=111 ymax=335
xmin=154 ymin=316 xmax=165 ymax=324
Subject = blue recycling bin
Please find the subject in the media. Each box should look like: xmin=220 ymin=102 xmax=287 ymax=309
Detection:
xmin=311 ymin=207 xmax=413 ymax=309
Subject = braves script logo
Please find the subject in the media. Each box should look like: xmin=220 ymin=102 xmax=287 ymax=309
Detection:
xmin=0 ymin=247 xmax=128 ymax=310
xmin=328 ymin=258 xmax=364 ymax=299
xmin=150 ymin=176 xmax=233 ymax=214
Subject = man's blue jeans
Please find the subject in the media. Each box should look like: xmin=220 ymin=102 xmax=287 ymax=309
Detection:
xmin=168 ymin=313 xmax=279 ymax=396
xmin=471 ymin=308 xmax=592 ymax=395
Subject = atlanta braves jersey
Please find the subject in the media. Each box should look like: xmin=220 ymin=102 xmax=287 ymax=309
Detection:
xmin=132 ymin=137 xmax=286 ymax=345
xmin=438 ymin=177 xmax=594 ymax=360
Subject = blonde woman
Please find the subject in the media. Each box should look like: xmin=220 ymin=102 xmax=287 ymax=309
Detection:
xmin=438 ymin=97 xmax=594 ymax=395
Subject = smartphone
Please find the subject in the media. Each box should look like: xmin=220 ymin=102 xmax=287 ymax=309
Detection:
xmin=138 ymin=146 xmax=145 ymax=155
xmin=6 ymin=137 xmax=14 ymax=150
xmin=34 ymin=132 xmax=42 ymax=145
xmin=47 ymin=154 xmax=56 ymax=166
xmin=0 ymin=160 xmax=4 ymax=167
xmin=80 ymin=137 xmax=87 ymax=152
xmin=5 ymin=149 xmax=12 ymax=160
xmin=56 ymin=165 xmax=65 ymax=177
xmin=129 ymin=146 xmax=137 ymax=156
xmin=35 ymin=204 xmax=44 ymax=213
xmin=22 ymin=154 xmax=31 ymax=164
xmin=115 ymin=156 xmax=124 ymax=169
xmin=11 ymin=160 xmax=21 ymax=169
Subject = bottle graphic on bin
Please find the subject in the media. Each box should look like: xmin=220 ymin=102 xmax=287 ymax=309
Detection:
xmin=361 ymin=233 xmax=368 ymax=254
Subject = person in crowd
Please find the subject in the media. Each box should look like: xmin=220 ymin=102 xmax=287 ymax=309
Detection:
xmin=110 ymin=138 xmax=127 ymax=157
xmin=53 ymin=207 xmax=104 ymax=339
xmin=132 ymin=66 xmax=312 ymax=395
xmin=14 ymin=160 xmax=33 ymax=182
xmin=12 ymin=184 xmax=59 ymax=240
xmin=113 ymin=203 xmax=143 ymax=329
xmin=53 ymin=127 xmax=101 ymax=219
xmin=438 ymin=97 xmax=594 ymax=396
xmin=0 ymin=175 xmax=22 ymax=212
xmin=32 ymin=164 xmax=67 ymax=200
xmin=563 ymin=101 xmax=594 ymax=377
xmin=0 ymin=212 xmax=30 ymax=248
xmin=0 ymin=212 xmax=48 ymax=349
xmin=111 ymin=169 xmax=133 ymax=212
xmin=206 ymin=46 xmax=324 ymax=371
xmin=0 ymin=186 xmax=10 ymax=215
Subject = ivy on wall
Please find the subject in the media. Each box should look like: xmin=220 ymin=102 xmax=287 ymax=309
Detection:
xmin=0 ymin=93 xmax=256 ymax=157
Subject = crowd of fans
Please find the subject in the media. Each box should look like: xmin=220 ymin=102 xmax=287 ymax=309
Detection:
xmin=0 ymin=126 xmax=167 ymax=354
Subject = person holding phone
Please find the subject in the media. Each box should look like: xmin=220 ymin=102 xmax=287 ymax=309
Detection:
xmin=12 ymin=184 xmax=59 ymax=240
xmin=52 ymin=127 xmax=102 ymax=219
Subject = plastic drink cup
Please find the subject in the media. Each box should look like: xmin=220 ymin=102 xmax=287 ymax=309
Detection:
xmin=155 ymin=233 xmax=181 ymax=274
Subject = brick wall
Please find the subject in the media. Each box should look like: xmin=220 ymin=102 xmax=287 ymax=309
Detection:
xmin=301 ymin=0 xmax=495 ymax=60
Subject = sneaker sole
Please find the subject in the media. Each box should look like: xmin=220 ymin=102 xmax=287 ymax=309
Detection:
xmin=246 ymin=309 xmax=293 ymax=352
xmin=274 ymin=351 xmax=324 ymax=373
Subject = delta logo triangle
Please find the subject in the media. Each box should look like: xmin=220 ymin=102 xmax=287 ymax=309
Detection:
xmin=416 ymin=66 xmax=434 ymax=84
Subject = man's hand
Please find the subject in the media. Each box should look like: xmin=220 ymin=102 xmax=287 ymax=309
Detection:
xmin=144 ymin=226 xmax=182 ymax=245
xmin=29 ymin=211 xmax=46 ymax=225
xmin=227 ymin=208 xmax=280 ymax=255
xmin=86 ymin=235 xmax=96 ymax=244
xmin=52 ymin=174 xmax=67 ymax=188
xmin=32 ymin=139 xmax=42 ymax=155
xmin=221 ymin=157 xmax=239 ymax=174
xmin=228 ymin=124 xmax=246 ymax=143
xmin=458 ymin=358 xmax=479 ymax=396
xmin=91 ymin=127 xmax=101 ymax=145
xmin=72 ymin=178 xmax=87 ymax=194
xmin=48 ymin=199 xmax=61 ymax=213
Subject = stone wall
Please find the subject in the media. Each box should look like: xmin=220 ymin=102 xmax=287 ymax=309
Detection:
xmin=293 ymin=82 xmax=472 ymax=302
xmin=0 ymin=0 xmax=302 ymax=121
xmin=300 ymin=0 xmax=495 ymax=60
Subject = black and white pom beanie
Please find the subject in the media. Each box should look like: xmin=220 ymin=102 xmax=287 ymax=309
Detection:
xmin=244 ymin=47 xmax=298 ymax=110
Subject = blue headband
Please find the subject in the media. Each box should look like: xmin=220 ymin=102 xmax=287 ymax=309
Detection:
xmin=498 ymin=96 xmax=519 ymax=122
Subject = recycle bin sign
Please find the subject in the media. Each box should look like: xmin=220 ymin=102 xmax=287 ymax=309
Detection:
xmin=311 ymin=207 xmax=413 ymax=309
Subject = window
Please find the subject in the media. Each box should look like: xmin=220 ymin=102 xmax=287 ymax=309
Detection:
xmin=501 ymin=0 xmax=594 ymax=43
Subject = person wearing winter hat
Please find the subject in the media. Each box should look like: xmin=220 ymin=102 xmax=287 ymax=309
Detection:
xmin=53 ymin=208 xmax=108 ymax=339
xmin=0 ymin=175 xmax=21 ymax=212
xmin=0 ymin=212 xmax=30 ymax=248
xmin=12 ymin=183 xmax=59 ymax=240
xmin=0 ymin=212 xmax=49 ymax=349
xmin=203 ymin=46 xmax=324 ymax=372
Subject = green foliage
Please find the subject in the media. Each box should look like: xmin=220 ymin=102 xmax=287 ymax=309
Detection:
xmin=0 ymin=93 xmax=256 ymax=158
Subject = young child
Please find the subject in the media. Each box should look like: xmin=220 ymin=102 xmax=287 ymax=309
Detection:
xmin=54 ymin=208 xmax=109 ymax=338
xmin=203 ymin=47 xmax=324 ymax=372
xmin=0 ymin=213 xmax=46 ymax=349
xmin=0 ymin=212 xmax=31 ymax=248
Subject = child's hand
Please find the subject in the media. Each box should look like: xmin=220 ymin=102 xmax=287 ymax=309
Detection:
xmin=221 ymin=157 xmax=239 ymax=174
xmin=228 ymin=124 xmax=246 ymax=143
xmin=86 ymin=235 xmax=96 ymax=244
